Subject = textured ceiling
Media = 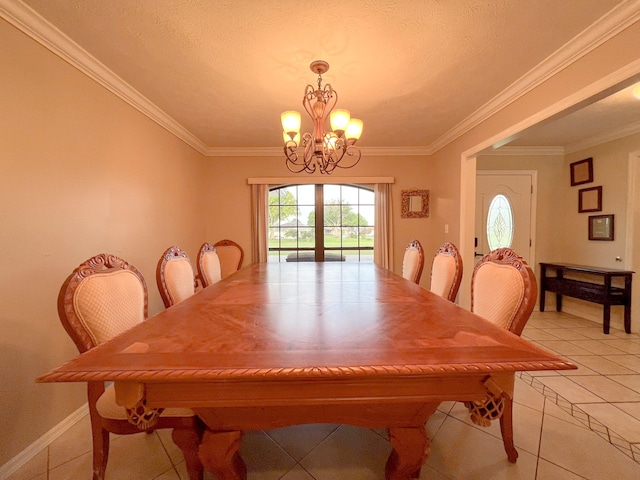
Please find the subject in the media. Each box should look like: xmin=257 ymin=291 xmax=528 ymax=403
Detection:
xmin=17 ymin=0 xmax=637 ymax=152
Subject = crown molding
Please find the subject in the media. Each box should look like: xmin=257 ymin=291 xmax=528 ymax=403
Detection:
xmin=0 ymin=0 xmax=209 ymax=155
xmin=462 ymin=57 xmax=640 ymax=161
xmin=360 ymin=146 xmax=434 ymax=156
xmin=429 ymin=0 xmax=640 ymax=154
xmin=205 ymin=147 xmax=282 ymax=157
xmin=482 ymin=146 xmax=565 ymax=156
xmin=565 ymin=120 xmax=640 ymax=154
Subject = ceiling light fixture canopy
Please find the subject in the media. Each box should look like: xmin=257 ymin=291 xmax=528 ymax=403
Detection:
xmin=281 ymin=60 xmax=363 ymax=174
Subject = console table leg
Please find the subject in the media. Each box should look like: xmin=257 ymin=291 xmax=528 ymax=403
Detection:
xmin=624 ymin=305 xmax=631 ymax=334
xmin=556 ymin=294 xmax=562 ymax=312
xmin=603 ymin=305 xmax=611 ymax=334
xmin=199 ymin=430 xmax=246 ymax=480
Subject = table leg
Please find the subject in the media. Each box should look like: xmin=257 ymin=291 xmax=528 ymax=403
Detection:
xmin=385 ymin=426 xmax=429 ymax=480
xmin=198 ymin=430 xmax=246 ymax=480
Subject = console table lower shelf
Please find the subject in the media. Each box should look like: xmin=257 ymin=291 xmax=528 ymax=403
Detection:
xmin=539 ymin=263 xmax=633 ymax=334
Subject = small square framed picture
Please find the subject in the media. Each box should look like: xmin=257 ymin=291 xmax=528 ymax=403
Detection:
xmin=578 ymin=186 xmax=602 ymax=213
xmin=570 ymin=157 xmax=593 ymax=186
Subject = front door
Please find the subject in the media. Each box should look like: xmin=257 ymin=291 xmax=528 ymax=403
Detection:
xmin=475 ymin=172 xmax=535 ymax=265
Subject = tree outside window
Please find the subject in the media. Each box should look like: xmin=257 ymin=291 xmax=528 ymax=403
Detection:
xmin=268 ymin=185 xmax=374 ymax=262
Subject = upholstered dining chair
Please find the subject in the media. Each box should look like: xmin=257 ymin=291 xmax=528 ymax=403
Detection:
xmin=429 ymin=242 xmax=463 ymax=302
xmin=467 ymin=247 xmax=538 ymax=463
xmin=401 ymin=239 xmax=424 ymax=284
xmin=156 ymin=245 xmax=197 ymax=308
xmin=57 ymin=253 xmax=203 ymax=480
xmin=197 ymin=242 xmax=222 ymax=288
xmin=213 ymin=239 xmax=244 ymax=279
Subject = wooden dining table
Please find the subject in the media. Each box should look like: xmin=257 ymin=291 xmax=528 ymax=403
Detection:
xmin=39 ymin=262 xmax=575 ymax=479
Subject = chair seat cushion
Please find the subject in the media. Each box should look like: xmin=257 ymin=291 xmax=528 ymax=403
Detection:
xmin=96 ymin=384 xmax=195 ymax=419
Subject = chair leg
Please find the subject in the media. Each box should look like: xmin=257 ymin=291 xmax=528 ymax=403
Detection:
xmin=172 ymin=427 xmax=204 ymax=480
xmin=499 ymin=396 xmax=518 ymax=463
xmin=90 ymin=421 xmax=109 ymax=480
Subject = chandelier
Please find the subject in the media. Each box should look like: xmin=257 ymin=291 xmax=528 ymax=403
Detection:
xmin=281 ymin=60 xmax=363 ymax=174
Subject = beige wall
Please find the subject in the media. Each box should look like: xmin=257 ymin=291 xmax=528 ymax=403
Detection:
xmin=0 ymin=19 xmax=207 ymax=464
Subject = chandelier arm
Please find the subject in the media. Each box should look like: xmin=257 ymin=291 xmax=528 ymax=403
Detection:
xmin=284 ymin=146 xmax=306 ymax=174
xmin=284 ymin=136 xmax=317 ymax=174
xmin=302 ymin=134 xmax=317 ymax=174
xmin=324 ymin=144 xmax=362 ymax=174
xmin=324 ymin=85 xmax=337 ymax=115
xmin=319 ymin=149 xmax=342 ymax=175
xmin=317 ymin=150 xmax=331 ymax=175
xmin=303 ymin=85 xmax=316 ymax=110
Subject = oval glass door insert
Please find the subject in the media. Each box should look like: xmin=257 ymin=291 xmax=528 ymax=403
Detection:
xmin=486 ymin=194 xmax=513 ymax=250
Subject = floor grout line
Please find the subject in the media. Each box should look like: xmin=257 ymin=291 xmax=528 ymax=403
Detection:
xmin=517 ymin=370 xmax=640 ymax=465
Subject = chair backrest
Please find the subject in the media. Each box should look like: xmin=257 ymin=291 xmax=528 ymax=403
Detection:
xmin=156 ymin=246 xmax=196 ymax=308
xmin=197 ymin=242 xmax=222 ymax=288
xmin=401 ymin=239 xmax=424 ymax=284
xmin=214 ymin=239 xmax=244 ymax=279
xmin=429 ymin=242 xmax=463 ymax=302
xmin=471 ymin=248 xmax=537 ymax=336
xmin=58 ymin=253 xmax=147 ymax=353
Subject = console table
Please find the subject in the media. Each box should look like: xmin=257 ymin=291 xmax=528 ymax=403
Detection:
xmin=539 ymin=263 xmax=633 ymax=334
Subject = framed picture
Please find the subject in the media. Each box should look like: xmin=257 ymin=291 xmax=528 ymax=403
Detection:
xmin=570 ymin=157 xmax=593 ymax=186
xmin=401 ymin=189 xmax=429 ymax=218
xmin=578 ymin=186 xmax=602 ymax=213
xmin=589 ymin=214 xmax=614 ymax=241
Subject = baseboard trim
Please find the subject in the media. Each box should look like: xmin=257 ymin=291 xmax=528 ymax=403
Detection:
xmin=0 ymin=404 xmax=88 ymax=480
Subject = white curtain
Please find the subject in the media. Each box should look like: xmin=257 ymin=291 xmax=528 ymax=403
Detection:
xmin=374 ymin=183 xmax=393 ymax=270
xmin=251 ymin=184 xmax=269 ymax=263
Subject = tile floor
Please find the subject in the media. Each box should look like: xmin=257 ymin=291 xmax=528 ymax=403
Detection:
xmin=6 ymin=311 xmax=640 ymax=480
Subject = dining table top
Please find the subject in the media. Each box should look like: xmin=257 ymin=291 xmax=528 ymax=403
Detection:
xmin=39 ymin=261 xmax=574 ymax=386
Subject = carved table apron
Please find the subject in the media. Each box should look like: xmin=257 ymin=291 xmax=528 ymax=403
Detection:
xmin=39 ymin=263 xmax=574 ymax=480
